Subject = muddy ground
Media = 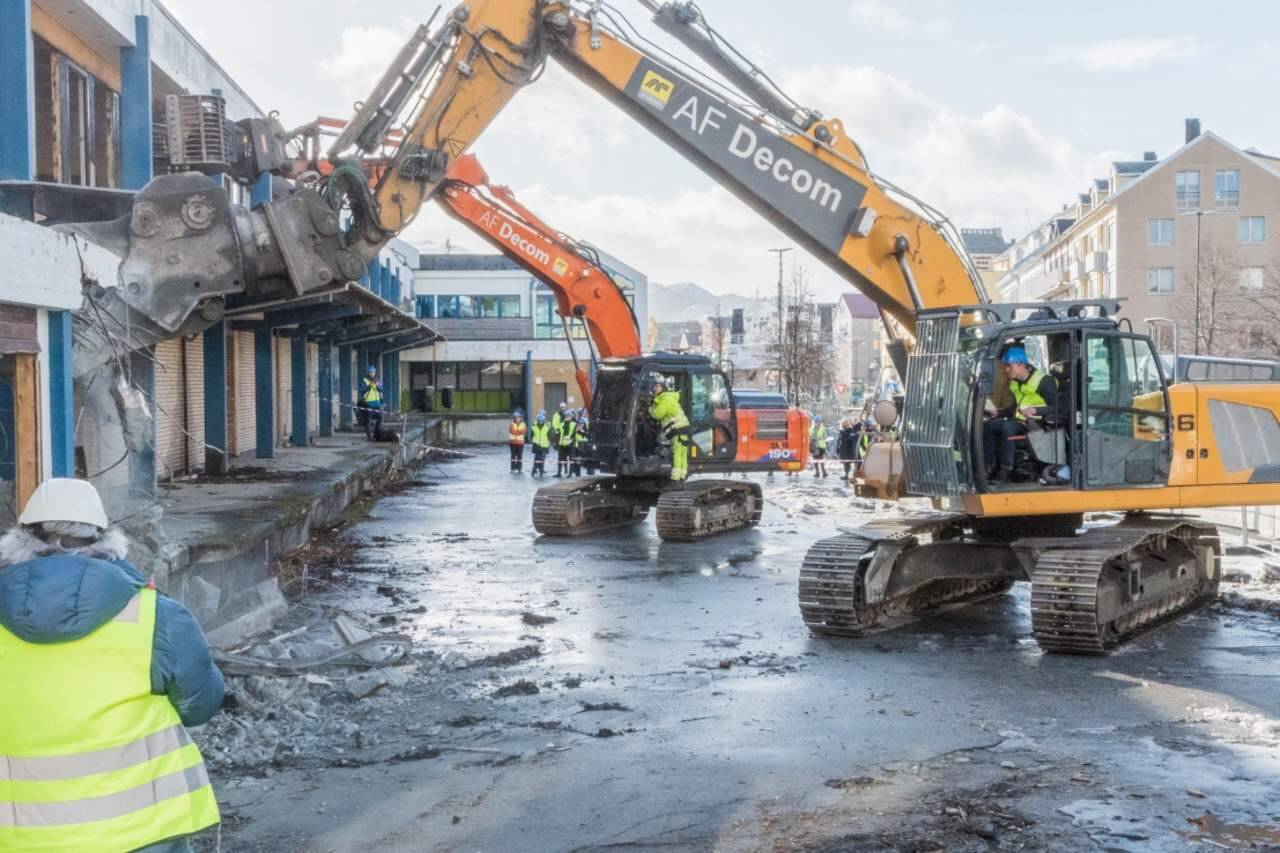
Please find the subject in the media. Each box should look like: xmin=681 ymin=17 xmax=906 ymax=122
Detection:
xmin=195 ymin=447 xmax=1280 ymax=852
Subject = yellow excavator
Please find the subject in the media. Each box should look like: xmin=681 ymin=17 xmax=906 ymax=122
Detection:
xmin=76 ymin=1 xmax=1280 ymax=653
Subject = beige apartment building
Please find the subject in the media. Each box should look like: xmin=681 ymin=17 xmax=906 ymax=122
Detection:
xmin=995 ymin=121 xmax=1280 ymax=357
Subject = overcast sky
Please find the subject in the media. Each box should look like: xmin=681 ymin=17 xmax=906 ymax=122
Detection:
xmin=163 ymin=0 xmax=1280 ymax=300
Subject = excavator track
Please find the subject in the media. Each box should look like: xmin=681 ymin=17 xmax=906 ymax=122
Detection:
xmin=1029 ymin=518 xmax=1220 ymax=655
xmin=531 ymin=477 xmax=650 ymax=537
xmin=654 ymin=480 xmax=764 ymax=542
xmin=799 ymin=516 xmax=1012 ymax=637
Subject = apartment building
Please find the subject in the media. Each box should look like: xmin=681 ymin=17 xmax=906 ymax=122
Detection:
xmin=994 ymin=120 xmax=1280 ymax=357
xmin=1 ymin=0 xmax=430 ymax=521
xmin=402 ymin=246 xmax=648 ymax=436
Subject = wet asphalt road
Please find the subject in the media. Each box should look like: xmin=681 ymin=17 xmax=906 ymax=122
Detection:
xmin=218 ymin=446 xmax=1280 ymax=852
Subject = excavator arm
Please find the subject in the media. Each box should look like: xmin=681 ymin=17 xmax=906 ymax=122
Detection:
xmin=341 ymin=0 xmax=986 ymax=336
xmin=436 ymin=153 xmax=645 ymax=406
xmin=71 ymin=1 xmax=985 ymax=351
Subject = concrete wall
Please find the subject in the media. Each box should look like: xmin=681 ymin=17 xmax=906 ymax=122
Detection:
xmin=530 ymin=360 xmax=582 ymax=411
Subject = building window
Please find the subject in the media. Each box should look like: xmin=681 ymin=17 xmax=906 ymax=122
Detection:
xmin=502 ymin=361 xmax=524 ymax=389
xmin=32 ymin=37 xmax=120 ymax=188
xmin=436 ymin=363 xmax=457 ymax=388
xmin=1215 ymin=169 xmax=1240 ymax=208
xmin=480 ymin=362 xmax=504 ymax=389
xmin=1147 ymin=218 xmax=1174 ymax=246
xmin=1176 ymin=170 xmax=1200 ymax=210
xmin=1239 ymin=216 xmax=1266 ymax=244
xmin=1147 ymin=268 xmax=1175 ymax=294
xmin=500 ymin=295 xmax=522 ymax=317
xmin=415 ymin=295 xmax=435 ymax=319
xmin=458 ymin=363 xmax=481 ymax=389
xmin=535 ymin=294 xmax=587 ymax=339
xmin=1239 ymin=266 xmax=1265 ymax=290
xmin=437 ymin=296 xmax=476 ymax=319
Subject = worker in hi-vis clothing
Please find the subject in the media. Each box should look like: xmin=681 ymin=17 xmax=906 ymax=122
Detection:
xmin=649 ymin=378 xmax=691 ymax=482
xmin=508 ymin=410 xmax=527 ymax=474
xmin=556 ymin=410 xmax=577 ymax=478
xmin=360 ymin=365 xmax=384 ymax=441
xmin=809 ymin=415 xmax=830 ymax=478
xmin=0 ymin=479 xmax=224 ymax=853
xmin=529 ymin=411 xmax=551 ymax=477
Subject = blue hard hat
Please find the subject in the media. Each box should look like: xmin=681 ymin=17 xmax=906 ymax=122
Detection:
xmin=1002 ymin=347 xmax=1029 ymax=365
xmin=537 ymin=413 xmax=546 ymax=422
xmin=814 ymin=415 xmax=822 ymax=423
xmin=366 ymin=365 xmax=377 ymax=374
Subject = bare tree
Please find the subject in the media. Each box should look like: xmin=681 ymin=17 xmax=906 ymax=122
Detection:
xmin=706 ymin=297 xmax=728 ymax=366
xmin=1172 ymin=238 xmax=1243 ymax=356
xmin=766 ymin=265 xmax=835 ymax=405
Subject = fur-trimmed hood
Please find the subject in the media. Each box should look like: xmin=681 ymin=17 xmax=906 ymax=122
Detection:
xmin=0 ymin=527 xmax=145 ymax=644
xmin=0 ymin=526 xmax=129 ymax=566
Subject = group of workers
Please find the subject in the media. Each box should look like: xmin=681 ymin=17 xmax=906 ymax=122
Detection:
xmin=803 ymin=415 xmax=880 ymax=481
xmin=508 ymin=402 xmax=595 ymax=477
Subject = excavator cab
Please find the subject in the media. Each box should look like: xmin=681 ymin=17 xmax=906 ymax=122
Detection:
xmin=586 ymin=354 xmax=738 ymax=478
xmin=900 ymin=300 xmax=1175 ymax=499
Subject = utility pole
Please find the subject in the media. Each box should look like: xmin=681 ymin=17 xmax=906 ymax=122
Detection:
xmin=769 ymin=247 xmax=792 ymax=393
xmin=1194 ymin=210 xmax=1202 ymax=355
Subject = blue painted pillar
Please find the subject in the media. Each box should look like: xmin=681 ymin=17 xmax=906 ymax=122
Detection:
xmin=0 ymin=0 xmax=35 ymax=184
xmin=291 ymin=332 xmax=308 ymax=446
xmin=318 ymin=338 xmax=333 ymax=437
xmin=203 ymin=321 xmax=228 ymax=474
xmin=380 ymin=349 xmax=395 ymax=413
xmin=254 ymin=327 xmax=274 ymax=458
xmin=48 ymin=312 xmax=74 ymax=477
xmin=366 ymin=260 xmax=379 ymax=292
xmin=119 ymin=15 xmax=153 ymax=190
xmin=381 ymin=260 xmax=392 ymax=302
xmin=525 ymin=350 xmax=534 ymax=421
xmin=338 ymin=345 xmax=353 ymax=430
xmin=121 ymin=14 xmax=156 ymax=492
xmin=127 ymin=350 xmax=155 ymax=499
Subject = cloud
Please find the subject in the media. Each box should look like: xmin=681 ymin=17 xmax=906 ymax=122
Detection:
xmin=1056 ymin=36 xmax=1201 ymax=72
xmin=847 ymin=0 xmax=948 ymax=37
xmin=320 ymin=26 xmax=412 ymax=102
xmin=781 ymin=65 xmax=1104 ymax=231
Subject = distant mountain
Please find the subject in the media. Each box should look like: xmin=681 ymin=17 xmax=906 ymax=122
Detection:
xmin=649 ymin=281 xmax=771 ymax=323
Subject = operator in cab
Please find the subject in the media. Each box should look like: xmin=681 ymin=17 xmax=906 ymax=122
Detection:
xmin=649 ymin=378 xmax=691 ymax=482
xmin=983 ymin=346 xmax=1058 ymax=484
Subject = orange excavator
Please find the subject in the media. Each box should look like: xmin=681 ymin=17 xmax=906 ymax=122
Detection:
xmin=437 ymin=154 xmax=809 ymax=539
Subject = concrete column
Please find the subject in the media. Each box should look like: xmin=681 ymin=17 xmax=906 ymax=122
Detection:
xmin=290 ymin=332 xmax=308 ymax=447
xmin=318 ymin=338 xmax=333 ymax=437
xmin=203 ymin=320 xmax=228 ymax=474
xmin=338 ymin=345 xmax=353 ymax=430
xmin=127 ymin=350 xmax=156 ymax=499
xmin=119 ymin=15 xmax=153 ymax=191
xmin=0 ymin=0 xmax=35 ymax=185
xmin=254 ymin=327 xmax=274 ymax=458
xmin=47 ymin=312 xmax=74 ymax=476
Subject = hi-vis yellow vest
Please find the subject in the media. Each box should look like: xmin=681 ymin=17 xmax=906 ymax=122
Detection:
xmin=0 ymin=587 xmax=219 ymax=851
xmin=1010 ymin=369 xmax=1048 ymax=421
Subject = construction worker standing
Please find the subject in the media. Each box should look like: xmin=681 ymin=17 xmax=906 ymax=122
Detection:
xmin=360 ymin=365 xmax=384 ymax=441
xmin=0 ymin=479 xmax=223 ymax=852
xmin=572 ymin=411 xmax=592 ymax=476
xmin=508 ymin=410 xmax=527 ymax=473
xmin=550 ymin=402 xmax=568 ymax=447
xmin=649 ymin=378 xmax=691 ymax=482
xmin=556 ymin=409 xmax=577 ymax=478
xmin=810 ymin=415 xmax=830 ymax=478
xmin=529 ymin=411 xmax=551 ymax=477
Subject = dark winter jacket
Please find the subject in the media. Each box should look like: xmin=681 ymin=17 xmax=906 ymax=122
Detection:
xmin=0 ymin=527 xmax=225 ymax=728
xmin=836 ymin=426 xmax=861 ymax=460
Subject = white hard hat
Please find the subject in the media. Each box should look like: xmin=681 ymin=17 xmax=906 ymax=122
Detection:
xmin=19 ymin=479 xmax=109 ymax=530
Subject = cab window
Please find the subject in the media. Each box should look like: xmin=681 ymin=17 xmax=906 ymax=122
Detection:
xmin=1083 ymin=334 xmax=1170 ymax=487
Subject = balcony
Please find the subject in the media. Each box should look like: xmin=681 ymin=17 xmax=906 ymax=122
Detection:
xmin=428 ymin=317 xmax=532 ymax=341
xmin=1176 ymin=190 xmax=1200 ymax=211
xmin=1216 ymin=191 xmax=1240 ymax=209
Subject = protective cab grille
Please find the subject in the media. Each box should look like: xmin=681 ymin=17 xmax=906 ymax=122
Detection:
xmin=902 ymin=315 xmax=965 ymax=497
xmin=752 ymin=410 xmax=790 ymax=440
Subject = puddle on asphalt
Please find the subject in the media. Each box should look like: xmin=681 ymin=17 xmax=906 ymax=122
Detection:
xmin=1180 ymin=812 xmax=1280 ymax=847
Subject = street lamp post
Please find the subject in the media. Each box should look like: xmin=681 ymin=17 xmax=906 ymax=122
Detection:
xmin=1178 ymin=208 xmax=1217 ymax=355
xmin=768 ymin=247 xmax=792 ymax=394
